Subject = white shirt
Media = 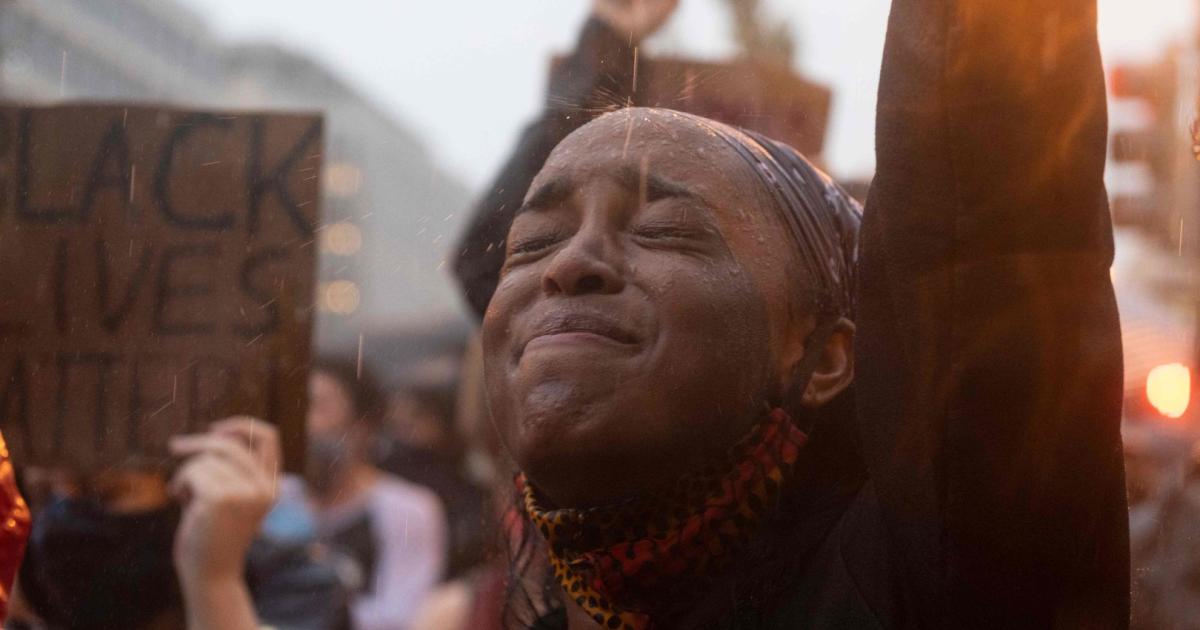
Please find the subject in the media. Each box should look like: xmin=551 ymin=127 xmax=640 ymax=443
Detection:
xmin=277 ymin=474 xmax=447 ymax=630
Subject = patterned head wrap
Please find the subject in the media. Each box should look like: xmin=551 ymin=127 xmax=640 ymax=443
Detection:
xmin=665 ymin=110 xmax=862 ymax=321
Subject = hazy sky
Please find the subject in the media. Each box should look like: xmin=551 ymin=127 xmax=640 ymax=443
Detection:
xmin=178 ymin=0 xmax=1195 ymax=190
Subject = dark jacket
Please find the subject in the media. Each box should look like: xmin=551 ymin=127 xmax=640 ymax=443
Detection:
xmin=453 ymin=0 xmax=1129 ymax=628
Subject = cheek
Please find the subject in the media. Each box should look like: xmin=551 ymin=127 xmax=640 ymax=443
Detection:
xmin=480 ymin=266 xmax=543 ymax=451
xmin=720 ymin=225 xmax=801 ymax=368
xmin=639 ymin=252 xmax=774 ymax=415
xmin=482 ymin=265 xmax=541 ymax=358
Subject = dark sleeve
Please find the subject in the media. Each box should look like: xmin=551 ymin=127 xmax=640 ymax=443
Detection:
xmin=855 ymin=0 xmax=1129 ymax=627
xmin=452 ymin=18 xmax=637 ymax=319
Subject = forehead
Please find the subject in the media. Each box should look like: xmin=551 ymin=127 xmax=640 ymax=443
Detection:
xmin=531 ymin=109 xmax=764 ymax=207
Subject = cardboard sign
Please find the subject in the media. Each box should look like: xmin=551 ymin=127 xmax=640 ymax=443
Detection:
xmin=0 ymin=105 xmax=321 ymax=472
xmin=551 ymin=55 xmax=832 ymax=159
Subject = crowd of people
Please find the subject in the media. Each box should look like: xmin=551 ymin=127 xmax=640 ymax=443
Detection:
xmin=0 ymin=0 xmax=1197 ymax=628
xmin=4 ymin=343 xmax=500 ymax=630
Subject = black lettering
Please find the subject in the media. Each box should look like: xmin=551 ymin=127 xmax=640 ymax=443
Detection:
xmin=54 ymin=352 xmax=118 ymax=455
xmin=127 ymin=354 xmax=171 ymax=451
xmin=79 ymin=121 xmax=135 ymax=223
xmin=95 ymin=237 xmax=154 ymax=332
xmin=266 ymin=353 xmax=281 ymax=425
xmin=234 ymin=248 xmax=287 ymax=338
xmin=54 ymin=238 xmax=68 ymax=334
xmin=0 ymin=357 xmax=33 ymax=457
xmin=0 ymin=113 xmax=11 ymax=219
xmin=15 ymin=114 xmax=132 ymax=224
xmin=246 ymin=118 xmax=320 ymax=237
xmin=16 ymin=109 xmax=75 ymax=223
xmin=155 ymin=114 xmax=235 ymax=231
xmin=153 ymin=244 xmax=218 ymax=335
xmin=187 ymin=358 xmax=236 ymax=433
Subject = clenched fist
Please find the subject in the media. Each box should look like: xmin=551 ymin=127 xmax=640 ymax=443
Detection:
xmin=592 ymin=0 xmax=680 ymax=42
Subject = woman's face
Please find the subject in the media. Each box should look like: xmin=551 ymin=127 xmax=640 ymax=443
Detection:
xmin=482 ymin=109 xmax=816 ymax=508
xmin=307 ymin=370 xmax=356 ymax=439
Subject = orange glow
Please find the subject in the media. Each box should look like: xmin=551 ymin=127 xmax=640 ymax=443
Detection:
xmin=320 ymin=280 xmax=360 ymax=315
xmin=325 ymin=163 xmax=362 ymax=197
xmin=1147 ymin=363 xmax=1190 ymax=419
xmin=321 ymin=222 xmax=362 ymax=256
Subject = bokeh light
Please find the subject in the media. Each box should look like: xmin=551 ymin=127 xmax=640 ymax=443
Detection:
xmin=1147 ymin=362 xmax=1191 ymax=419
xmin=321 ymin=280 xmax=361 ymax=315
xmin=321 ymin=222 xmax=363 ymax=256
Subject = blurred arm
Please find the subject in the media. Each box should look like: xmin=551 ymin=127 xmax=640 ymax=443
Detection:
xmin=451 ymin=17 xmax=637 ymax=319
xmin=855 ymin=0 xmax=1128 ymax=626
xmin=181 ymin=577 xmax=260 ymax=630
xmin=172 ymin=419 xmax=279 ymax=630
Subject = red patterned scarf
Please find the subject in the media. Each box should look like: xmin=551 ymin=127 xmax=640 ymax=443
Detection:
xmin=520 ymin=408 xmax=808 ymax=630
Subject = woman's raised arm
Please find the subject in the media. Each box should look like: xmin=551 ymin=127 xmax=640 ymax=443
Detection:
xmin=856 ymin=0 xmax=1128 ymax=626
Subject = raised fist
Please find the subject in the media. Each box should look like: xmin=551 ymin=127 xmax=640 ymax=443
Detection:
xmin=592 ymin=0 xmax=680 ymax=42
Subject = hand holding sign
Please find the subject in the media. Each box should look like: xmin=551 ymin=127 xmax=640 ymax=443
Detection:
xmin=169 ymin=417 xmax=279 ymax=630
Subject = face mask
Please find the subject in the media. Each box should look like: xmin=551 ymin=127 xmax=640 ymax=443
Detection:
xmin=305 ymin=433 xmax=353 ymax=496
xmin=19 ymin=496 xmax=182 ymax=630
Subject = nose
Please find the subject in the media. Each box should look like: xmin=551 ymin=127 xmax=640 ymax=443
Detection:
xmin=540 ymin=229 xmax=625 ymax=297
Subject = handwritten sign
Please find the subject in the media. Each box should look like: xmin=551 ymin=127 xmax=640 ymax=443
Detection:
xmin=550 ymin=55 xmax=832 ymax=158
xmin=0 ymin=105 xmax=321 ymax=471
xmin=638 ymin=57 xmax=832 ymax=158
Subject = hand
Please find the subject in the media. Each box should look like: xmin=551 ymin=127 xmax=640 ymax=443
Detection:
xmin=592 ymin=0 xmax=680 ymax=42
xmin=169 ymin=417 xmax=281 ymax=586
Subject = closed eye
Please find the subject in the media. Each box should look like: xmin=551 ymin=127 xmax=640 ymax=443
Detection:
xmin=508 ymin=233 xmax=566 ymax=256
xmin=629 ymin=222 xmax=709 ymax=241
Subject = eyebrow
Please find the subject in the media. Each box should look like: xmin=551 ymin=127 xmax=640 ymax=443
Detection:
xmin=517 ymin=165 xmax=713 ymax=217
xmin=519 ymin=175 xmax=574 ymax=216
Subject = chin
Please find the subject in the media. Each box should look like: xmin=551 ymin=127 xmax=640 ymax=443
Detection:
xmin=504 ymin=386 xmax=634 ymax=498
xmin=512 ymin=376 xmax=612 ymax=446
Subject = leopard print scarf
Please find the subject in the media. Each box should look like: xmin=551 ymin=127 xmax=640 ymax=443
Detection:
xmin=520 ymin=408 xmax=808 ymax=630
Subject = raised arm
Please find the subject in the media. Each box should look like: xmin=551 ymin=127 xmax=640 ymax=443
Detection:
xmin=855 ymin=0 xmax=1128 ymax=626
xmin=452 ymin=0 xmax=678 ymax=319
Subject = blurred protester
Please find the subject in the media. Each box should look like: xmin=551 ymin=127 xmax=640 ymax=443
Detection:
xmin=1130 ymin=439 xmax=1200 ymax=629
xmin=376 ymin=382 xmax=488 ymax=580
xmin=13 ymin=465 xmax=185 ymax=630
xmin=268 ymin=358 xmax=446 ymax=630
xmin=12 ymin=418 xmax=347 ymax=630
xmin=1123 ymin=422 xmax=1190 ymax=537
xmin=377 ymin=384 xmax=462 ymax=492
xmin=456 ymin=0 xmax=1128 ymax=628
xmin=409 ymin=335 xmax=507 ymax=630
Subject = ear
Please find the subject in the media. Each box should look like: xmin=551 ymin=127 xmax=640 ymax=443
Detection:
xmin=798 ymin=318 xmax=855 ymax=408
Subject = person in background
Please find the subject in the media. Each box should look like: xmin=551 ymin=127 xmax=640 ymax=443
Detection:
xmin=409 ymin=335 xmax=508 ymax=630
xmin=1130 ymin=438 xmax=1200 ymax=629
xmin=12 ymin=418 xmax=348 ymax=630
xmin=268 ymin=358 xmax=447 ymax=630
xmin=376 ymin=382 xmax=488 ymax=581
